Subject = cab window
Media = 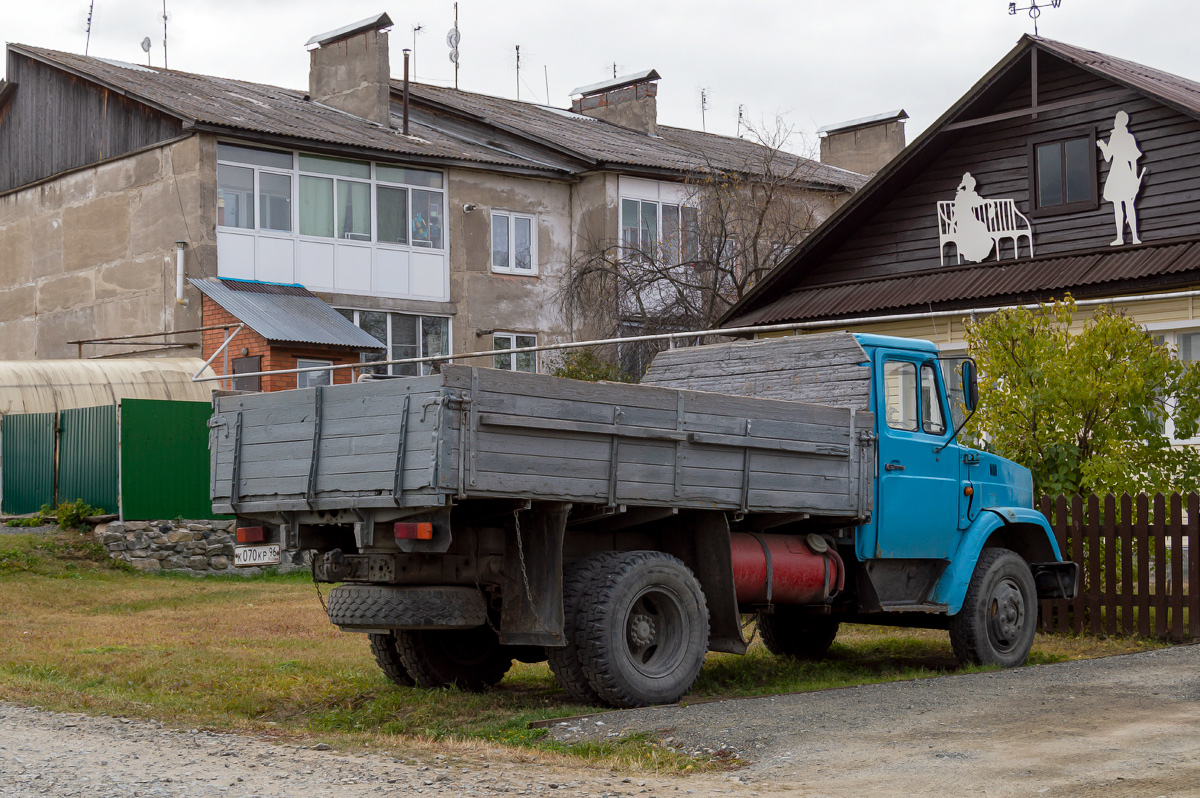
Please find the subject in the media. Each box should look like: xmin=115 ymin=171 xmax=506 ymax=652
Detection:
xmin=884 ymin=361 xmax=919 ymax=431
xmin=921 ymin=363 xmax=946 ymax=434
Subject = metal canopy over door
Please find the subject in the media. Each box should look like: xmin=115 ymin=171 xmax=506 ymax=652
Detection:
xmin=873 ymin=354 xmax=961 ymax=559
xmin=1 ymin=412 xmax=56 ymax=515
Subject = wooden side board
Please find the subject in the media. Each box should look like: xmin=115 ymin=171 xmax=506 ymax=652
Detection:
xmin=212 ymin=363 xmax=875 ymax=521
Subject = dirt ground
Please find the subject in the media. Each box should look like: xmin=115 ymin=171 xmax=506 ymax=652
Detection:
xmin=2 ymin=645 xmax=1198 ymax=797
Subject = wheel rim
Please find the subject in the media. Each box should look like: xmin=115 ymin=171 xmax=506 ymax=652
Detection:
xmin=622 ymin=586 xmax=687 ymax=678
xmin=986 ymin=576 xmax=1027 ymax=654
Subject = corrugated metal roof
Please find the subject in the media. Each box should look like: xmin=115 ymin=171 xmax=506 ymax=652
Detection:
xmin=730 ymin=241 xmax=1200 ymax=326
xmin=406 ymin=83 xmax=869 ymax=190
xmin=0 ymin=359 xmax=216 ymax=416
xmin=570 ymin=69 xmax=662 ymax=97
xmin=190 ymin=278 xmax=386 ymax=349
xmin=10 ymin=45 xmax=550 ymax=172
xmin=817 ymin=109 xmax=909 ymax=136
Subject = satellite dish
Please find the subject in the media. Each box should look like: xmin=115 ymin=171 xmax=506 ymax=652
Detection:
xmin=141 ymin=37 xmax=152 ymax=53
xmin=446 ymin=26 xmax=461 ymax=48
xmin=449 ymin=49 xmax=459 ymax=64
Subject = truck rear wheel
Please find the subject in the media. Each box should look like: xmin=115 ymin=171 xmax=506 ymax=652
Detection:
xmin=758 ymin=610 xmax=839 ymax=660
xmin=395 ymin=625 xmax=513 ymax=691
xmin=368 ymin=633 xmax=415 ymax=687
xmin=949 ymin=547 xmax=1037 ymax=668
xmin=547 ymin=553 xmax=621 ymax=704
xmin=577 ymin=551 xmax=709 ymax=709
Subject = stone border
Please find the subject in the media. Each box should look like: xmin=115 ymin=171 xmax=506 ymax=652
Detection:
xmin=93 ymin=520 xmax=307 ymax=575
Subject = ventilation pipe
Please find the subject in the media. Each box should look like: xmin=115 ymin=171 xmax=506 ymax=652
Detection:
xmin=175 ymin=241 xmax=188 ymax=306
xmin=402 ymin=48 xmax=411 ymax=135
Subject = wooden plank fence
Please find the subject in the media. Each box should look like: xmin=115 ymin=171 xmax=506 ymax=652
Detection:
xmin=1038 ymin=492 xmax=1199 ymax=641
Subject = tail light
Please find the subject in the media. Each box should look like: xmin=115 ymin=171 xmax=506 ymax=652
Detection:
xmin=394 ymin=522 xmax=434 ymax=540
xmin=236 ymin=526 xmax=265 ymax=543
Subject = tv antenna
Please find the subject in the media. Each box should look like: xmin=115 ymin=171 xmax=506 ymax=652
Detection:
xmin=737 ymin=104 xmax=745 ymax=138
xmin=446 ymin=3 xmax=460 ymax=89
xmin=412 ymin=24 xmax=423 ymax=79
xmin=700 ymin=88 xmax=708 ymax=131
xmin=1009 ymin=0 xmax=1062 ymax=36
xmin=84 ymin=0 xmax=96 ymax=55
xmin=515 ymin=45 xmax=521 ymax=100
xmin=161 ymin=1 xmax=170 ymax=69
xmin=141 ymin=37 xmax=152 ymax=66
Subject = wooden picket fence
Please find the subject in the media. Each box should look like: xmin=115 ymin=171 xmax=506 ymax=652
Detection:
xmin=1037 ymin=493 xmax=1199 ymax=641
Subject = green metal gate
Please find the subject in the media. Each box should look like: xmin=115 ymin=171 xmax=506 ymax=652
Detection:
xmin=1 ymin=412 xmax=57 ymax=515
xmin=120 ymin=399 xmax=217 ymax=520
xmin=57 ymin=405 xmax=119 ymax=514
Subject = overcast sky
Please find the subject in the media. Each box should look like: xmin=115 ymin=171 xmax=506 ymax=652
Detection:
xmin=3 ymin=1 xmax=1197 ymax=156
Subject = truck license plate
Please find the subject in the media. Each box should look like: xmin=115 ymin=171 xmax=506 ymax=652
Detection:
xmin=234 ymin=544 xmax=280 ymax=567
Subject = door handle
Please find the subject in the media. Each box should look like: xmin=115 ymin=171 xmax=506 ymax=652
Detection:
xmin=884 ymin=462 xmax=905 ymax=471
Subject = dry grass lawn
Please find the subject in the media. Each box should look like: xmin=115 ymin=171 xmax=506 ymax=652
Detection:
xmin=0 ymin=529 xmax=1170 ymax=771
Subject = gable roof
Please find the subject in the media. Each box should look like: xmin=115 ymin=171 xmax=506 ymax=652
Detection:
xmin=405 ymin=82 xmax=867 ymax=189
xmin=8 ymin=44 xmax=865 ymax=191
xmin=190 ymin=278 xmax=386 ymax=350
xmin=721 ymin=35 xmax=1200 ymax=327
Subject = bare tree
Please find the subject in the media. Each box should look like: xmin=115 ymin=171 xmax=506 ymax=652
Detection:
xmin=560 ymin=119 xmax=844 ymax=376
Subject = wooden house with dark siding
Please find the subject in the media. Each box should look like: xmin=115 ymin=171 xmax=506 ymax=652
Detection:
xmin=724 ymin=37 xmax=1200 ymax=448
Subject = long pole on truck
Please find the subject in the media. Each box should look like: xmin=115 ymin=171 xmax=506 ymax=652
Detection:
xmin=190 ymin=288 xmax=1200 ymax=384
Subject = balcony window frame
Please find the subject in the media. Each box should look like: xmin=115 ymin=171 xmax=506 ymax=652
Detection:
xmin=337 ymin=308 xmax=453 ymax=377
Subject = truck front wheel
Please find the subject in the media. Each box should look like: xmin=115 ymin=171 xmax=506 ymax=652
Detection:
xmin=395 ymin=626 xmax=513 ymax=691
xmin=577 ymin=551 xmax=710 ymax=709
xmin=949 ymin=547 xmax=1037 ymax=668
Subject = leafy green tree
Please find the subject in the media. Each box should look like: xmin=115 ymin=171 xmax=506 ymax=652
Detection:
xmin=548 ymin=348 xmax=632 ymax=383
xmin=964 ymin=297 xmax=1200 ymax=496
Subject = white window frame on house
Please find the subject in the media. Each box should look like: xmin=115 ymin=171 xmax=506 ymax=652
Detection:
xmin=296 ymin=359 xmax=333 ymax=389
xmin=337 ymin=308 xmax=452 ymax=377
xmin=216 ymin=141 xmax=449 ymax=301
xmin=618 ymin=176 xmax=700 ymax=265
xmin=1145 ymin=322 xmax=1200 ymax=445
xmin=493 ymin=332 xmax=538 ymax=373
xmin=490 ymin=211 xmax=538 ymax=275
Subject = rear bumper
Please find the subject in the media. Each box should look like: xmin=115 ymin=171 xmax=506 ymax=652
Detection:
xmin=1032 ymin=561 xmax=1079 ymax=600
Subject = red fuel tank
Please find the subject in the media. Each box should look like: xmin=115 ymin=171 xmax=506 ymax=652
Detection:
xmin=729 ymin=532 xmax=845 ymax=605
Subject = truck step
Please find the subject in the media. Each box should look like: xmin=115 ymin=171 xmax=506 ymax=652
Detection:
xmin=878 ymin=602 xmax=949 ymax=614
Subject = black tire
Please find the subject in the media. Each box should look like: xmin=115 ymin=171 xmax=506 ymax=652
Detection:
xmin=368 ymin=633 xmax=415 ymax=687
xmin=758 ymin=610 xmax=839 ymax=660
xmin=577 ymin=551 xmax=710 ymax=709
xmin=547 ymin=552 xmax=622 ymax=704
xmin=326 ymin=585 xmax=486 ymax=630
xmin=949 ymin=547 xmax=1037 ymax=668
xmin=395 ymin=625 xmax=514 ymax=691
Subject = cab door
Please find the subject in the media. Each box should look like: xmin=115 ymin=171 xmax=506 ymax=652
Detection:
xmin=873 ymin=355 xmax=961 ymax=559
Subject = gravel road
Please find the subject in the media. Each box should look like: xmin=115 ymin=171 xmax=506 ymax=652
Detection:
xmin=2 ymin=645 xmax=1197 ymax=797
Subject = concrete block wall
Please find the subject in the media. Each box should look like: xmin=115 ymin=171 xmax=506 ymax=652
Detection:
xmin=0 ymin=134 xmax=217 ymax=360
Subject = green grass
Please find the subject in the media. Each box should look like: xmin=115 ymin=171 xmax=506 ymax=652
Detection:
xmin=0 ymin=530 xmax=1171 ymax=772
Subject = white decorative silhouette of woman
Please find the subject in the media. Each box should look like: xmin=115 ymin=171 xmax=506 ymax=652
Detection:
xmin=1097 ymin=111 xmax=1146 ymax=246
xmin=951 ymin=172 xmax=994 ymax=263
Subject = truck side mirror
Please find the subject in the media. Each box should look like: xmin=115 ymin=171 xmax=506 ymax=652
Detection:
xmin=962 ymin=360 xmax=979 ymax=412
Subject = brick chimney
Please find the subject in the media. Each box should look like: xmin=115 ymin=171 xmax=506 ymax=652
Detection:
xmin=569 ymin=70 xmax=661 ymax=135
xmin=306 ymin=13 xmax=394 ymax=126
xmin=818 ymin=109 xmax=908 ymax=176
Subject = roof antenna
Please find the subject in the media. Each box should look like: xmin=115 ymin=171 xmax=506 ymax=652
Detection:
xmin=161 ymin=0 xmax=169 ymax=69
xmin=613 ymin=62 xmax=617 ymax=78
xmin=446 ymin=3 xmax=460 ymax=90
xmin=141 ymin=37 xmax=152 ymax=66
xmin=700 ymin=88 xmax=708 ymax=132
xmin=1008 ymin=0 xmax=1062 ymax=36
xmin=737 ymin=104 xmax=745 ymax=138
xmin=515 ymin=45 xmax=521 ymax=100
xmin=544 ymin=65 xmax=550 ymax=106
xmin=84 ymin=0 xmax=95 ymax=55
xmin=412 ymin=24 xmax=424 ymax=80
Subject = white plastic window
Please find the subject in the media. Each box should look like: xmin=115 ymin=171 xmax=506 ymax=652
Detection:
xmin=296 ymin=359 xmax=333 ymax=389
xmin=491 ymin=212 xmax=537 ymax=274
xmin=493 ymin=333 xmax=537 ymax=373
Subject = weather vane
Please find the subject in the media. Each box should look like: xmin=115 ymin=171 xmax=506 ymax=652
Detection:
xmin=1009 ymin=0 xmax=1061 ymax=36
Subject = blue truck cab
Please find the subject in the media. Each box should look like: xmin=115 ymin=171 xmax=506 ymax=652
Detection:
xmin=847 ymin=334 xmax=1078 ymax=665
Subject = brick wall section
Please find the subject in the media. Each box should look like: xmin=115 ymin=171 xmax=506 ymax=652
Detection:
xmin=200 ymin=295 xmax=364 ymax=392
